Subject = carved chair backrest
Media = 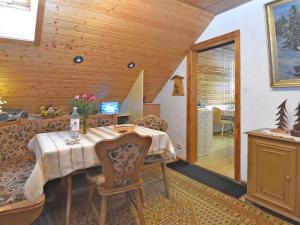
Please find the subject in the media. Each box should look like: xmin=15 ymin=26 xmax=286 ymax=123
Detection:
xmin=134 ymin=114 xmax=168 ymax=132
xmin=94 ymin=132 xmax=152 ymax=188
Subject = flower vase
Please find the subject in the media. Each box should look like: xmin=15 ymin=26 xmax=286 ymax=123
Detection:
xmin=82 ymin=117 xmax=89 ymax=134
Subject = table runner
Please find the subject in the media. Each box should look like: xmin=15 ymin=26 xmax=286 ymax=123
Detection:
xmin=25 ymin=125 xmax=175 ymax=201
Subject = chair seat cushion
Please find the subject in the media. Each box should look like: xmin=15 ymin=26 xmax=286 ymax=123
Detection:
xmin=0 ymin=158 xmax=35 ymax=206
xmin=85 ymin=167 xmax=105 ymax=186
xmin=145 ymin=152 xmax=173 ymax=163
xmin=86 ymin=174 xmax=105 ymax=186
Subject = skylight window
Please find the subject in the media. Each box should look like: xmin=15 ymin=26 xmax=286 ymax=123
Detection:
xmin=0 ymin=0 xmax=30 ymax=10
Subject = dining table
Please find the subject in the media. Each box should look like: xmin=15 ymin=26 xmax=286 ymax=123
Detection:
xmin=25 ymin=125 xmax=175 ymax=225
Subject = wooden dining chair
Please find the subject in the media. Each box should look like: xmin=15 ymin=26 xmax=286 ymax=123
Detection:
xmin=134 ymin=114 xmax=172 ymax=199
xmin=86 ymin=132 xmax=152 ymax=225
xmin=212 ymin=107 xmax=233 ymax=135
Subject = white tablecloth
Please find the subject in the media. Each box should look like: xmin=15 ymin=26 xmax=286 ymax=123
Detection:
xmin=25 ymin=126 xmax=175 ymax=201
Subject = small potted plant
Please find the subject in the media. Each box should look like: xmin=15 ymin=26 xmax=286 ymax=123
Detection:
xmin=70 ymin=94 xmax=98 ymax=134
xmin=40 ymin=105 xmax=63 ymax=118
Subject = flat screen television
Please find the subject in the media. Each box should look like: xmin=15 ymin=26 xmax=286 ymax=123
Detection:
xmin=101 ymin=102 xmax=119 ymax=114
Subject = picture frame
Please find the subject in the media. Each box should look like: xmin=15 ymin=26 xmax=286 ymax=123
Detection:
xmin=265 ymin=0 xmax=300 ymax=87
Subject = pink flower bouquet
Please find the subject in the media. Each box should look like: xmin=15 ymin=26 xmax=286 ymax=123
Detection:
xmin=70 ymin=94 xmax=98 ymax=118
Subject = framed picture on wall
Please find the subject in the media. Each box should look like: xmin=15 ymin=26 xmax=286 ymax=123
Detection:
xmin=265 ymin=0 xmax=300 ymax=87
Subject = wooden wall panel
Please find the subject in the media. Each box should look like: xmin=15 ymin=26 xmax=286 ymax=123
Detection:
xmin=0 ymin=0 xmax=213 ymax=113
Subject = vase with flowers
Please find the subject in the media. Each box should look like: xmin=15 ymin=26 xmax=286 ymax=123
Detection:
xmin=70 ymin=94 xmax=97 ymax=134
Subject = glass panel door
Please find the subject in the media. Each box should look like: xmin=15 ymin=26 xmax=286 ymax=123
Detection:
xmin=196 ymin=43 xmax=235 ymax=178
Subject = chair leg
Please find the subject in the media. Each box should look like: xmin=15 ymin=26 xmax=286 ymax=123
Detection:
xmin=133 ymin=189 xmax=145 ymax=225
xmin=128 ymin=191 xmax=137 ymax=209
xmin=161 ymin=162 xmax=170 ymax=199
xmin=99 ymin=195 xmax=107 ymax=225
xmin=88 ymin=185 xmax=95 ymax=203
xmin=139 ymin=187 xmax=146 ymax=206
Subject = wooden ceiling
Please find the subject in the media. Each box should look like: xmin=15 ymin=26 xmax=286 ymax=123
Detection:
xmin=0 ymin=0 xmax=214 ymax=112
xmin=176 ymin=0 xmax=252 ymax=14
xmin=0 ymin=0 xmax=250 ymax=113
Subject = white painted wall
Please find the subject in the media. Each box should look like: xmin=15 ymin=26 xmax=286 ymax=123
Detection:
xmin=0 ymin=0 xmax=39 ymax=41
xmin=154 ymin=58 xmax=187 ymax=159
xmin=120 ymin=71 xmax=144 ymax=123
xmin=154 ymin=0 xmax=300 ymax=181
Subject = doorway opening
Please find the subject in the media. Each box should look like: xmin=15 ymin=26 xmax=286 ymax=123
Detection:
xmin=187 ymin=31 xmax=241 ymax=181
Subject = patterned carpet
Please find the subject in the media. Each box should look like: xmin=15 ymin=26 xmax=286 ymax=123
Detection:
xmin=33 ymin=166 xmax=290 ymax=225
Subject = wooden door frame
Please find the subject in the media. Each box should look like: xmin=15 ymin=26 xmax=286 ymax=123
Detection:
xmin=186 ymin=30 xmax=241 ymax=181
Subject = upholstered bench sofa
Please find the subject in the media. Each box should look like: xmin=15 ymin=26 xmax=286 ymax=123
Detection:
xmin=0 ymin=120 xmax=45 ymax=225
xmin=0 ymin=114 xmax=117 ymax=225
xmin=37 ymin=114 xmax=117 ymax=133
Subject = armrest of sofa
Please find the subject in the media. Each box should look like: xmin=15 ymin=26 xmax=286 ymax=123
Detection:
xmin=0 ymin=194 xmax=45 ymax=225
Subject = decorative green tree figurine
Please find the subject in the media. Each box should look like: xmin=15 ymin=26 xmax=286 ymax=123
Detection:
xmin=272 ymin=99 xmax=289 ymax=133
xmin=291 ymin=103 xmax=300 ymax=137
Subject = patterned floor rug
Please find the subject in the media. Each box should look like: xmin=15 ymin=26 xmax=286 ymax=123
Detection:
xmin=33 ymin=166 xmax=290 ymax=225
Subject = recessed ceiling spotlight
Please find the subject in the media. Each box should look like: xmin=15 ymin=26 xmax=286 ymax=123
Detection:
xmin=127 ymin=62 xmax=135 ymax=69
xmin=73 ymin=56 xmax=84 ymax=64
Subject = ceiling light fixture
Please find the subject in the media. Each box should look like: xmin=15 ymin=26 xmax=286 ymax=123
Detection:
xmin=127 ymin=62 xmax=135 ymax=69
xmin=73 ymin=56 xmax=84 ymax=64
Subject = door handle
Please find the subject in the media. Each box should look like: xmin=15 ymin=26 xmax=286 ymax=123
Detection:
xmin=286 ymin=176 xmax=291 ymax=182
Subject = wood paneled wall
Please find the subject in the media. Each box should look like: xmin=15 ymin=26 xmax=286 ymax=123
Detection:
xmin=0 ymin=0 xmax=213 ymax=113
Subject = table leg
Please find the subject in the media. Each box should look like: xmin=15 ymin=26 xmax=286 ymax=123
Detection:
xmin=65 ymin=174 xmax=73 ymax=225
xmin=54 ymin=175 xmax=73 ymax=225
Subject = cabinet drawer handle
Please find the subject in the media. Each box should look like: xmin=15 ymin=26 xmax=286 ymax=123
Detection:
xmin=286 ymin=176 xmax=291 ymax=182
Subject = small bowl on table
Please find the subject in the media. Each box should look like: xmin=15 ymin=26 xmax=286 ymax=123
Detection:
xmin=113 ymin=125 xmax=136 ymax=133
xmin=64 ymin=137 xmax=80 ymax=145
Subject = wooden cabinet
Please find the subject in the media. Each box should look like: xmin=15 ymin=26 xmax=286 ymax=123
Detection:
xmin=143 ymin=103 xmax=160 ymax=117
xmin=246 ymin=130 xmax=300 ymax=222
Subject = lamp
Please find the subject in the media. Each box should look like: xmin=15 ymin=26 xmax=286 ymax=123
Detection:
xmin=127 ymin=62 xmax=135 ymax=69
xmin=73 ymin=56 xmax=84 ymax=64
xmin=0 ymin=97 xmax=7 ymax=113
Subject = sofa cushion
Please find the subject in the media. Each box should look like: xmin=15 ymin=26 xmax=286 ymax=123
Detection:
xmin=88 ymin=114 xmax=117 ymax=128
xmin=38 ymin=115 xmax=70 ymax=133
xmin=0 ymin=160 xmax=35 ymax=206
xmin=0 ymin=120 xmax=38 ymax=163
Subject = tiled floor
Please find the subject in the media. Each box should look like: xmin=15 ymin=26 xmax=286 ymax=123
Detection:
xmin=195 ymin=134 xmax=234 ymax=178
